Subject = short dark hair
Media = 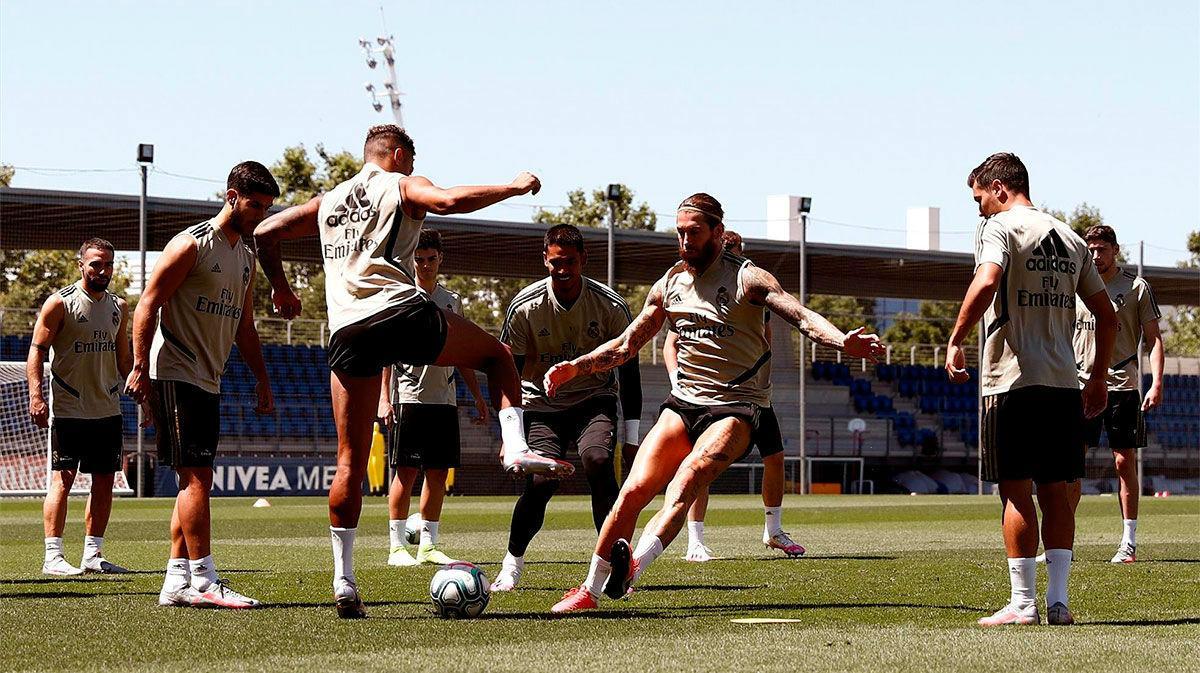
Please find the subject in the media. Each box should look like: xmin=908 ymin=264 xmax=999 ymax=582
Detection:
xmin=227 ymin=161 xmax=280 ymax=198
xmin=364 ymin=124 xmax=416 ymax=160
xmin=77 ymin=237 xmax=114 ymax=259
xmin=678 ymin=193 xmax=724 ymax=228
xmin=544 ymin=224 xmax=586 ymax=254
xmin=722 ymin=230 xmax=743 ymax=253
xmin=967 ymin=152 xmax=1030 ymax=197
xmin=417 ymin=228 xmax=443 ymax=252
xmin=1083 ymin=224 xmax=1119 ymax=248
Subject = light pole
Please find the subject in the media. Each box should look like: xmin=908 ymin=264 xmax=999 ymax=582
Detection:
xmin=360 ymin=37 xmax=404 ymax=127
xmin=797 ymin=197 xmax=811 ymax=494
xmin=605 ymin=184 xmax=620 ymax=290
xmin=135 ymin=143 xmax=153 ymax=498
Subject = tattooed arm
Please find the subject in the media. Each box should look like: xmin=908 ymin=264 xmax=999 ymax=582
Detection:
xmin=742 ymin=264 xmax=885 ymax=361
xmin=544 ymin=279 xmax=668 ymax=398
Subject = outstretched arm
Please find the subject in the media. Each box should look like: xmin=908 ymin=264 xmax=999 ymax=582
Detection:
xmin=743 ymin=265 xmax=883 ymax=359
xmin=253 ymin=196 xmax=321 ymax=319
xmin=400 ymin=173 xmax=540 ymax=217
xmin=544 ymin=280 xmax=667 ymax=397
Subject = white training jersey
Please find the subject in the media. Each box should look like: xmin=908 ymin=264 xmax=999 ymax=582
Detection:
xmin=391 ymin=284 xmax=463 ymax=406
xmin=974 ymin=206 xmax=1105 ymax=396
xmin=661 ymin=251 xmax=772 ymax=407
xmin=318 ymin=162 xmax=425 ymax=335
xmin=48 ymin=282 xmax=122 ymax=419
xmin=149 ymin=221 xmax=255 ymax=394
xmin=1074 ymin=267 xmax=1161 ymax=391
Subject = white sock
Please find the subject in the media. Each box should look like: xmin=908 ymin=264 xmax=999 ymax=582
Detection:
xmin=188 ymin=555 xmax=219 ymax=590
xmin=44 ymin=536 xmax=63 ymax=562
xmin=498 ymin=407 xmax=529 ymax=456
xmin=83 ymin=535 xmax=103 ymax=562
xmin=633 ymin=536 xmax=665 ymax=583
xmin=502 ymin=551 xmax=524 ymax=570
xmin=421 ymin=520 xmax=439 ymax=546
xmin=388 ymin=519 xmax=404 ymax=551
xmin=1045 ymin=548 xmax=1072 ymax=607
xmin=1007 ymin=557 xmax=1036 ymax=609
xmin=687 ymin=521 xmax=705 ymax=547
xmin=764 ymin=507 xmax=783 ymax=537
xmin=163 ymin=557 xmax=190 ymax=592
xmin=1122 ymin=519 xmax=1137 ymax=546
xmin=583 ymin=554 xmax=611 ymax=597
xmin=330 ymin=526 xmax=357 ymax=588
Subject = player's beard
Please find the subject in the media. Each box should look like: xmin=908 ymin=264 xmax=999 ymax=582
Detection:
xmin=227 ymin=210 xmax=251 ymax=237
xmin=680 ymin=237 xmax=721 ymax=274
xmin=83 ymin=274 xmax=110 ymax=293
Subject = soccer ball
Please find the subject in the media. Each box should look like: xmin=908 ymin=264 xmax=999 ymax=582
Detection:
xmin=429 ymin=562 xmax=490 ymax=619
xmin=404 ymin=513 xmax=422 ymax=545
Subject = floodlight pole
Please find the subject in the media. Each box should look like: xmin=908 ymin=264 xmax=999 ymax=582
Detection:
xmin=360 ymin=36 xmax=404 ymax=127
xmin=136 ymin=163 xmax=148 ymax=498
xmin=606 ymin=185 xmax=618 ymax=290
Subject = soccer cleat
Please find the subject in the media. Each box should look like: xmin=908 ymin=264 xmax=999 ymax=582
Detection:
xmin=1047 ymin=601 xmax=1075 ymax=625
xmin=158 ymin=585 xmax=203 ymax=607
xmin=387 ymin=546 xmax=419 ymax=567
xmin=490 ymin=559 xmax=524 ymax=592
xmin=502 ymin=446 xmax=576 ymax=477
xmin=193 ymin=579 xmax=260 ymax=609
xmin=42 ymin=555 xmax=84 ymax=576
xmin=415 ymin=543 xmax=457 ymax=566
xmin=977 ymin=603 xmax=1040 ymax=626
xmin=764 ymin=531 xmax=806 ymax=557
xmin=1110 ymin=542 xmax=1136 ymax=564
xmin=603 ymin=538 xmax=638 ymax=600
xmin=684 ymin=543 xmax=714 ymax=562
xmin=81 ymin=557 xmax=130 ymax=574
xmin=550 ymin=585 xmax=598 ymax=613
xmin=334 ymin=579 xmax=367 ymax=619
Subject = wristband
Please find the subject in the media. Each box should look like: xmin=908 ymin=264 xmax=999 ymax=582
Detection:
xmin=624 ymin=419 xmax=640 ymax=445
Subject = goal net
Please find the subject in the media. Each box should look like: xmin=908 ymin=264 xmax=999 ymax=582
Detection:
xmin=0 ymin=361 xmax=133 ymax=496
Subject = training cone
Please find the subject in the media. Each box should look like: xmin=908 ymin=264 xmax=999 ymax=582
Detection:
xmin=253 ymin=498 xmax=271 ymax=508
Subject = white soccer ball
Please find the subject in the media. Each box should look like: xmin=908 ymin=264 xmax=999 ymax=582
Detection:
xmin=404 ymin=513 xmax=422 ymax=545
xmin=429 ymin=562 xmax=490 ymax=619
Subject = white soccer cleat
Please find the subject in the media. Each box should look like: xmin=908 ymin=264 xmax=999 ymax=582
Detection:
xmin=193 ymin=579 xmax=260 ymax=609
xmin=764 ymin=531 xmax=806 ymax=557
xmin=490 ymin=558 xmax=524 ymax=592
xmin=42 ymin=555 xmax=84 ymax=576
xmin=1110 ymin=542 xmax=1136 ymax=564
xmin=158 ymin=585 xmax=203 ymax=607
xmin=387 ymin=546 xmax=419 ymax=567
xmin=81 ymin=557 xmax=130 ymax=574
xmin=334 ymin=578 xmax=367 ymax=619
xmin=977 ymin=602 xmax=1040 ymax=626
xmin=502 ymin=446 xmax=575 ymax=476
xmin=1046 ymin=601 xmax=1075 ymax=625
xmin=684 ymin=543 xmax=714 ymax=562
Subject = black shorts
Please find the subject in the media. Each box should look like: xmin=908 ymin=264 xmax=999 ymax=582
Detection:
xmin=980 ymin=385 xmax=1084 ymax=483
xmin=327 ymin=300 xmax=448 ymax=378
xmin=1083 ymin=390 xmax=1145 ymax=450
xmin=388 ymin=403 xmax=460 ymax=469
xmin=659 ymin=394 xmax=761 ymax=459
xmin=151 ymin=379 xmax=220 ymax=469
xmin=50 ymin=415 xmax=123 ymax=474
xmin=525 ymin=398 xmax=618 ymax=462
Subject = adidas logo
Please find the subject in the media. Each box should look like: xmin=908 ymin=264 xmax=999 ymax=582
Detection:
xmin=211 ymin=262 xmax=222 ymax=273
xmin=538 ymin=328 xmax=551 ymax=337
xmin=325 ymin=182 xmax=378 ymax=227
xmin=1026 ymin=229 xmax=1077 ymax=273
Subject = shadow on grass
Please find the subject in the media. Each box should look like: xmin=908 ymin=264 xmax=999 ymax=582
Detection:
xmin=1 ymin=590 xmax=158 ymax=600
xmin=258 ymin=599 xmax=427 ymax=611
xmin=488 ymin=601 xmax=987 ymax=621
xmin=746 ymin=555 xmax=899 ymax=562
xmin=1144 ymin=559 xmax=1200 ymax=564
xmin=1 ymin=577 xmax=132 ymax=585
xmin=638 ymin=584 xmax=767 ymax=591
xmin=1079 ymin=617 xmax=1200 ymax=627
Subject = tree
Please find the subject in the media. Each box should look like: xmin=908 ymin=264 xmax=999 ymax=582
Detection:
xmin=883 ymin=300 xmax=976 ymax=347
xmin=532 ymin=184 xmax=656 ymax=232
xmin=0 ymin=164 xmax=13 ymax=187
xmin=806 ymin=294 xmax=876 ymax=335
xmin=1183 ymin=230 xmax=1200 ymax=269
xmin=1043 ymin=202 xmax=1127 ymax=262
xmin=0 ymin=250 xmax=133 ymax=334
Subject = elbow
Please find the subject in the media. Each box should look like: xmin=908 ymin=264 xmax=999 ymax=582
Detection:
xmin=426 ymin=196 xmax=458 ymax=216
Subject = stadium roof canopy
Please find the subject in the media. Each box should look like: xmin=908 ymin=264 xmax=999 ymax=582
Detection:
xmin=2 ymin=187 xmax=1197 ymax=305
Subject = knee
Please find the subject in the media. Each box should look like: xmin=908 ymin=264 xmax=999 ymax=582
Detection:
xmin=52 ymin=470 xmax=77 ymax=492
xmin=579 ymin=447 xmax=614 ymax=478
xmin=1113 ymin=450 xmax=1133 ymax=470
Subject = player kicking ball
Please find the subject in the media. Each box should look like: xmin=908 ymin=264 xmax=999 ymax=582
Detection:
xmin=379 ymin=228 xmax=489 ymax=567
xmin=255 ymin=125 xmax=571 ymax=619
xmin=28 ymin=238 xmax=133 ymax=576
xmin=665 ymin=230 xmax=803 ymax=562
xmin=544 ymin=194 xmax=883 ymax=612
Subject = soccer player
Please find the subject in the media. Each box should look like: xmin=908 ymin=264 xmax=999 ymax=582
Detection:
xmin=544 ymin=194 xmax=883 ymax=612
xmin=125 ymin=162 xmax=279 ymax=609
xmin=378 ymin=228 xmax=489 ymax=567
xmin=490 ymin=224 xmax=642 ymax=592
xmin=254 ymin=124 xmax=570 ymax=619
xmin=665 ymin=230 xmax=804 ymax=562
xmin=1069 ymin=224 xmax=1163 ymax=563
xmin=945 ymin=152 xmax=1116 ymax=627
xmin=27 ymin=238 xmax=132 ymax=576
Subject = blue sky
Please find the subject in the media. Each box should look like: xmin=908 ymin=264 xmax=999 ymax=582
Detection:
xmin=2 ymin=1 xmax=1197 ymax=266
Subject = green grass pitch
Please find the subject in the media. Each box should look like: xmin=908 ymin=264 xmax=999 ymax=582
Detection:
xmin=2 ymin=494 xmax=1197 ymax=672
